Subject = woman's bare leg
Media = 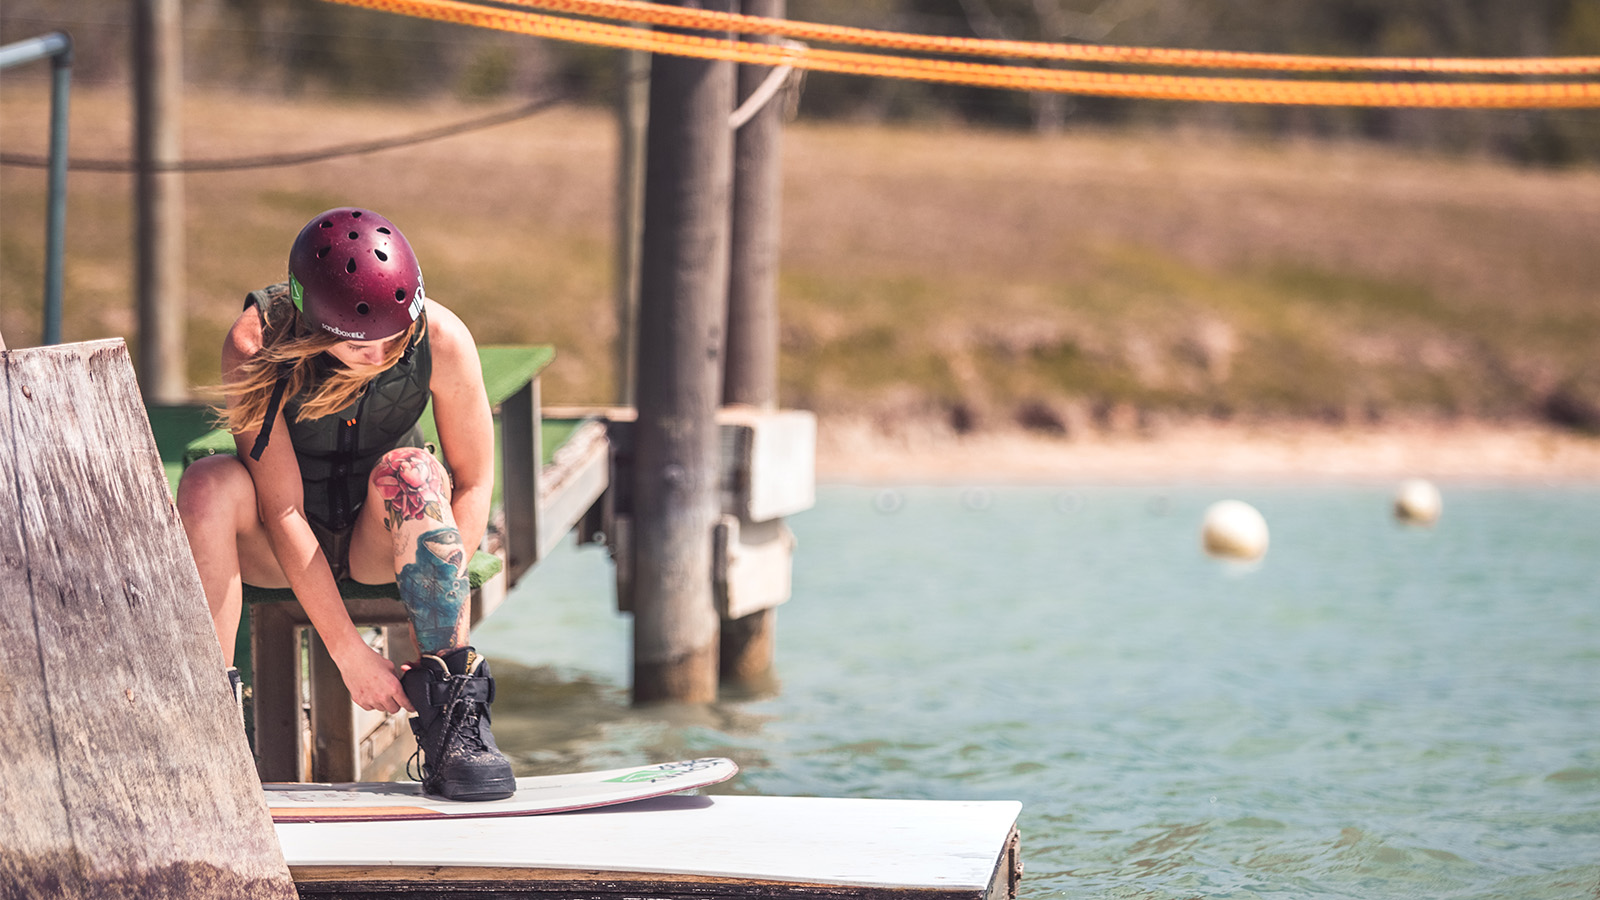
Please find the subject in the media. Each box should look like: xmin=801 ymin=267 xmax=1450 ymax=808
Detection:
xmin=176 ymin=454 xmax=286 ymax=662
xmin=348 ymin=447 xmax=470 ymax=655
xmin=349 ymin=446 xmax=512 ymax=801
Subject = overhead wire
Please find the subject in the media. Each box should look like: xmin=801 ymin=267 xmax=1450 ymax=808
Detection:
xmin=8 ymin=0 xmax=1597 ymax=178
xmin=325 ymin=0 xmax=1600 ymax=109
xmin=0 ymin=92 xmax=569 ymax=171
xmin=461 ymin=0 xmax=1600 ymax=76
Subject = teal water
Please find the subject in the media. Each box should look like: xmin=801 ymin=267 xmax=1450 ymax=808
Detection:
xmin=473 ymin=485 xmax=1600 ymax=899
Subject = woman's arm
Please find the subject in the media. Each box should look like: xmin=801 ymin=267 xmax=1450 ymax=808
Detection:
xmin=223 ymin=316 xmax=411 ymax=714
xmin=423 ymin=300 xmax=495 ymax=557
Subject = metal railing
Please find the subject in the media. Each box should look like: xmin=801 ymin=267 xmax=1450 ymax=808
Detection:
xmin=1 ymin=32 xmax=73 ymax=346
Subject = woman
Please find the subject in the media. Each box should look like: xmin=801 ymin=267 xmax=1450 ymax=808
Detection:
xmin=177 ymin=207 xmax=513 ymax=801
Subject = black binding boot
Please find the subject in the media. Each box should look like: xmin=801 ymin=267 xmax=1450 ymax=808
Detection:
xmin=402 ymin=647 xmax=515 ymax=801
xmin=225 ymin=666 xmax=244 ymax=726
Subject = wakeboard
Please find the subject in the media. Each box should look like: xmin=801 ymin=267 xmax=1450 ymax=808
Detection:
xmin=266 ymin=757 xmax=738 ymax=823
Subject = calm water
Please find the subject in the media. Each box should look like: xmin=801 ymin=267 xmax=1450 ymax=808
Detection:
xmin=473 ymin=484 xmax=1600 ymax=899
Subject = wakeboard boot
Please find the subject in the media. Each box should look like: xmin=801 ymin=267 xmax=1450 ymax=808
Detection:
xmin=402 ymin=646 xmax=516 ymax=801
xmin=225 ymin=666 xmax=244 ymax=727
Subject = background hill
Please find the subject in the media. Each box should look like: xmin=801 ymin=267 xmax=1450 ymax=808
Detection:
xmin=4 ymin=2 xmax=1600 ymax=442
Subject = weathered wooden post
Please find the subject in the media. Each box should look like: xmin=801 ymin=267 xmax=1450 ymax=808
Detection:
xmin=721 ymin=0 xmax=788 ymax=684
xmin=133 ymin=0 xmax=188 ymax=401
xmin=0 ymin=339 xmax=296 ymax=897
xmin=615 ymin=43 xmax=650 ymax=407
xmin=726 ymin=0 xmax=784 ymax=413
xmin=631 ymin=0 xmax=737 ymax=704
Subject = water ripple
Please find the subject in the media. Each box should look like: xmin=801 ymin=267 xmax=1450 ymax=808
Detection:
xmin=476 ymin=485 xmax=1600 ymax=899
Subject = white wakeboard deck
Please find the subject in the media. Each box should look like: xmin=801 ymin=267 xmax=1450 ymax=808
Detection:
xmin=266 ymin=758 xmax=737 ymax=823
xmin=277 ymin=794 xmax=1023 ymax=891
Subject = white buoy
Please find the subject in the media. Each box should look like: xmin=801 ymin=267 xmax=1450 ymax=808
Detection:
xmin=1394 ymin=478 xmax=1442 ymax=526
xmin=1202 ymin=500 xmax=1269 ymax=561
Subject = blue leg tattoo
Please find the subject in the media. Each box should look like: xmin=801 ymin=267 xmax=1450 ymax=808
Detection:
xmin=398 ymin=526 xmax=470 ymax=654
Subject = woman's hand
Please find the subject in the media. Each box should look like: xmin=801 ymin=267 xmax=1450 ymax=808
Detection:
xmin=334 ymin=642 xmax=415 ymax=714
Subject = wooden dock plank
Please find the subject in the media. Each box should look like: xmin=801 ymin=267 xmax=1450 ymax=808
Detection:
xmin=535 ymin=418 xmax=610 ymax=560
xmin=0 ymin=339 xmax=295 ymax=898
xmin=279 ymin=795 xmax=1021 ymax=898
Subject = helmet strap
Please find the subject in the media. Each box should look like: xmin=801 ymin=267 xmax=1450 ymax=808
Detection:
xmin=400 ymin=311 xmax=426 ymax=365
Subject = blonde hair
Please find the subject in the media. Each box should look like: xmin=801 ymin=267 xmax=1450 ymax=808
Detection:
xmin=215 ymin=299 xmax=423 ymax=435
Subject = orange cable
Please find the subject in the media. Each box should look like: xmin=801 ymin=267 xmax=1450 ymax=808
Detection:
xmin=486 ymin=0 xmax=1600 ymax=75
xmin=327 ymin=0 xmax=1600 ymax=108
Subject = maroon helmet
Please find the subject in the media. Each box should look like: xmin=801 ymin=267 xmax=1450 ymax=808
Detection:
xmin=287 ymin=207 xmax=425 ymax=341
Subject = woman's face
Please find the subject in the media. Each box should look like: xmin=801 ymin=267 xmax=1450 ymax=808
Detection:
xmin=326 ymin=336 xmax=393 ymax=369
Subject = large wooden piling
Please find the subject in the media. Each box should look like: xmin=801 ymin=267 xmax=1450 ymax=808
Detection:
xmin=132 ymin=0 xmax=187 ymax=401
xmin=631 ymin=0 xmax=738 ymax=704
xmin=721 ymin=0 xmax=789 ymax=685
xmin=0 ymin=339 xmax=295 ymax=898
xmin=725 ymin=0 xmax=785 ymax=413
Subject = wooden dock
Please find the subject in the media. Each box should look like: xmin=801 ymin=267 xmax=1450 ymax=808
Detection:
xmin=149 ymin=345 xmax=612 ymax=783
xmin=147 ymin=360 xmax=815 ymax=785
xmin=1 ymin=340 xmax=299 ymax=898
xmin=280 ymin=795 xmax=1023 ymax=899
xmin=4 ymin=337 xmax=1023 ymax=900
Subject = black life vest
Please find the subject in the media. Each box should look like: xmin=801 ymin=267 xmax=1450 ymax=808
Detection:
xmin=244 ymin=284 xmax=433 ymax=533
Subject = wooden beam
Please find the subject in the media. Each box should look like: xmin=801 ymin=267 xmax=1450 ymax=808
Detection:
xmin=291 ymin=872 xmax=990 ymax=899
xmin=534 ymin=418 xmax=610 ymax=559
xmin=250 ymin=597 xmax=408 ymax=782
xmin=132 ymin=0 xmax=187 ymax=401
xmin=0 ymin=339 xmax=294 ymax=897
xmin=713 ymin=514 xmax=794 ymax=620
xmin=250 ymin=604 xmax=304 ymax=782
xmin=720 ymin=0 xmax=790 ymax=686
xmin=562 ymin=408 xmax=813 ymax=622
xmin=725 ymin=0 xmax=786 ymax=412
xmin=615 ymin=44 xmax=650 ymax=407
xmin=277 ymin=795 xmax=1022 ymax=899
xmin=501 ymin=378 xmax=540 ymax=582
xmin=631 ymin=0 xmax=737 ymax=704
xmin=718 ymin=408 xmax=815 ymax=522
xmin=309 ymin=631 xmax=358 ymax=783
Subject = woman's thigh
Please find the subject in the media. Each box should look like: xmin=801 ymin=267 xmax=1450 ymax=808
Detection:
xmin=180 ymin=454 xmax=290 ymax=589
xmin=346 ymin=493 xmax=398 ymax=586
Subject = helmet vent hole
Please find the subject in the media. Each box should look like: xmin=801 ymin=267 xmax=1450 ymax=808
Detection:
xmin=395 ymin=289 xmax=407 ymax=302
xmin=348 ymin=231 xmax=359 ymax=240
xmin=319 ymin=220 xmax=333 ymax=229
xmin=355 ymin=302 xmax=371 ymax=315
xmin=316 ymin=246 xmax=330 ymax=258
xmin=374 ymin=250 xmax=388 ymax=262
xmin=351 ymin=211 xmax=363 ymax=218
xmin=346 ymin=258 xmax=358 ymax=274
xmin=377 ymin=227 xmax=391 ymax=235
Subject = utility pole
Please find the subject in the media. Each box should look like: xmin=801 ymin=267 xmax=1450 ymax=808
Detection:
xmin=631 ymin=0 xmax=737 ymax=704
xmin=132 ymin=0 xmax=187 ymax=402
xmin=721 ymin=0 xmax=787 ymax=684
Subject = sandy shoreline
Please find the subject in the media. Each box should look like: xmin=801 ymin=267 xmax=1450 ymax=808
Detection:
xmin=813 ymin=419 xmax=1600 ymax=484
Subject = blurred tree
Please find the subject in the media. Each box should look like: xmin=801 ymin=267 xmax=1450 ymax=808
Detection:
xmin=3 ymin=0 xmax=1596 ymax=163
xmin=949 ymin=0 xmax=1185 ymax=132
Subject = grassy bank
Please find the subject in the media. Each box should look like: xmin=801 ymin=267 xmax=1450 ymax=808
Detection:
xmin=5 ymin=85 xmax=1600 ymax=436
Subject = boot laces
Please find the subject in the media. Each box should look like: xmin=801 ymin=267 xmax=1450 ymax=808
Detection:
xmin=406 ymin=744 xmax=425 ymax=782
xmin=442 ymin=677 xmax=491 ymax=755
xmin=407 ymin=673 xmax=491 ymax=782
